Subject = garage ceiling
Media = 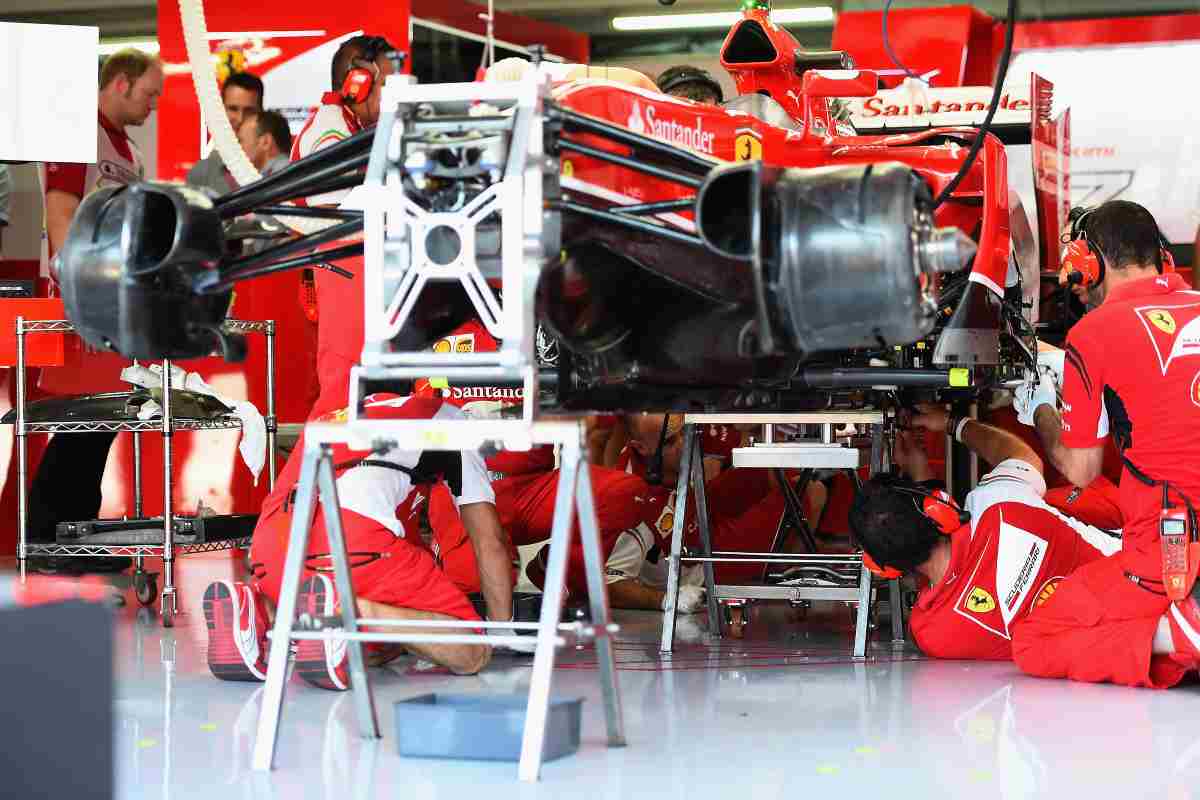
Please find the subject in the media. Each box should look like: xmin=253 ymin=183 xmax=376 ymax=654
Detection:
xmin=0 ymin=0 xmax=1196 ymax=44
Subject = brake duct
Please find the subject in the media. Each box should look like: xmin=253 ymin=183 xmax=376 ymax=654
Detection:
xmin=540 ymin=159 xmax=975 ymax=384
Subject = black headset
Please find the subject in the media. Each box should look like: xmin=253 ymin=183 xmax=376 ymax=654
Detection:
xmin=656 ymin=65 xmax=724 ymax=103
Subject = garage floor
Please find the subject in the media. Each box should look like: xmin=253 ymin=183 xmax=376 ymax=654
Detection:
xmin=103 ymin=553 xmax=1200 ymax=800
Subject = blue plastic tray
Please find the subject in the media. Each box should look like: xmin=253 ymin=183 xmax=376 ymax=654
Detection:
xmin=394 ymin=693 xmax=583 ymax=762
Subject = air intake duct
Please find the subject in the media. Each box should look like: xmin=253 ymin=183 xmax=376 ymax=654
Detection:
xmin=57 ymin=182 xmax=240 ymax=361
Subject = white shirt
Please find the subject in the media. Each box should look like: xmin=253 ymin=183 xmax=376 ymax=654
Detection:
xmin=337 ymin=401 xmax=494 ymax=538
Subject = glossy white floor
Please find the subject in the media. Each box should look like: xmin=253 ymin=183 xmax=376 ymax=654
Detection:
xmin=97 ymin=553 xmax=1200 ymax=800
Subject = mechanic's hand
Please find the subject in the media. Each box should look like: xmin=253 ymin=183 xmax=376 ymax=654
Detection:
xmin=909 ymin=403 xmax=950 ymax=433
xmin=1014 ymin=367 xmax=1058 ymax=426
xmin=667 ymin=585 xmax=707 ymax=614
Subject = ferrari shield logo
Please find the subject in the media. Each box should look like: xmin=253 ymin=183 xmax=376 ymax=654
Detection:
xmin=1148 ymin=309 xmax=1176 ymax=334
xmin=734 ymin=132 xmax=762 ymax=162
xmin=1135 ymin=302 xmax=1200 ymax=374
xmin=966 ymin=587 xmax=996 ymax=614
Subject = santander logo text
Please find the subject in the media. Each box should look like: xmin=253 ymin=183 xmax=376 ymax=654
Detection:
xmin=627 ymin=100 xmax=715 ymax=155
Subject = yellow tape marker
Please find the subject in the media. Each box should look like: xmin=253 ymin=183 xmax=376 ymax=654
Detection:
xmin=200 ymin=723 xmax=218 ymax=732
xmin=949 ymin=368 xmax=970 ymax=388
xmin=137 ymin=738 xmax=158 ymax=749
xmin=423 ymin=431 xmax=449 ymax=447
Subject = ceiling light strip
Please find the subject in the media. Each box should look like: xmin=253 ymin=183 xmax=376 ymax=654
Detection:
xmin=612 ymin=6 xmax=834 ymax=32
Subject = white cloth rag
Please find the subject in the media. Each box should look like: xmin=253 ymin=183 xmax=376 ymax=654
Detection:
xmin=121 ymin=364 xmax=267 ymax=484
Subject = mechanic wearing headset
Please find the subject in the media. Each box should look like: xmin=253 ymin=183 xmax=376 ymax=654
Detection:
xmin=288 ymin=34 xmax=397 ymax=420
xmin=1009 ymin=200 xmax=1200 ymax=688
xmin=849 ymin=406 xmax=1120 ymax=661
xmin=655 ymin=65 xmax=724 ymax=105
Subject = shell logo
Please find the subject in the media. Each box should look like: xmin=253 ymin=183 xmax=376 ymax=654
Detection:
xmin=627 ymin=101 xmax=646 ymax=134
xmin=432 ymin=338 xmax=453 ymax=353
xmin=1191 ymin=371 xmax=1200 ymax=408
xmin=1035 ymin=579 xmax=1059 ymax=608
xmin=214 ymin=49 xmax=247 ymax=85
xmin=655 ymin=505 xmax=674 ymax=537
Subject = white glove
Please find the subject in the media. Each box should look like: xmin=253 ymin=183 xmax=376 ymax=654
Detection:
xmin=498 ymin=635 xmax=539 ymax=655
xmin=1013 ymin=367 xmax=1058 ymax=426
xmin=1038 ymin=348 xmax=1066 ymax=390
xmin=667 ymin=585 xmax=707 ymax=614
xmin=680 ymin=565 xmax=705 ymax=588
xmin=494 ymin=615 xmax=539 ymax=655
xmin=485 ymin=57 xmax=532 ymax=83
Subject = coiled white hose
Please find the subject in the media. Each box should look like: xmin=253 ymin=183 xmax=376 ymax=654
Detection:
xmin=178 ymin=0 xmax=328 ymax=235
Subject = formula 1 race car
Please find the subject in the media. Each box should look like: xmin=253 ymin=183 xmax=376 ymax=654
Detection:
xmin=55 ymin=0 xmax=1068 ymax=415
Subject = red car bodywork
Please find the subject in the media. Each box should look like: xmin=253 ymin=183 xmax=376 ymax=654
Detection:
xmin=550 ymin=7 xmax=1063 ymax=305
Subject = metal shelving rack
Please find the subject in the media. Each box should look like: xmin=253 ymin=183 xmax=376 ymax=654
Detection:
xmin=13 ymin=317 xmax=278 ymax=627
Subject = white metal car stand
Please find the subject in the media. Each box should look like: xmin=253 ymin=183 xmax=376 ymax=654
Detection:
xmin=253 ymin=71 xmax=625 ymax=782
xmin=251 ymin=419 xmax=625 ymax=781
xmin=660 ymin=412 xmax=906 ymax=658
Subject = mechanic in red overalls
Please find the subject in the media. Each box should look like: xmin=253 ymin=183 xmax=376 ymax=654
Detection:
xmin=252 ymin=35 xmax=398 ymax=521
xmin=289 ymin=34 xmax=395 ymax=420
xmin=405 ymin=320 xmax=672 ymax=611
xmin=850 ymin=407 xmax=1120 ymax=661
xmin=1010 ymin=200 xmax=1200 ymax=688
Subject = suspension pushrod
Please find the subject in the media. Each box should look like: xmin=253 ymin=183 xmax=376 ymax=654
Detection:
xmin=557 ymin=139 xmax=703 ymax=189
xmin=204 ymin=244 xmax=361 ymax=293
xmin=218 ymin=152 xmax=371 ymax=218
xmin=221 ymin=219 xmax=362 ymax=276
xmin=551 ymin=106 xmax=716 ymax=174
xmin=614 ymin=198 xmax=696 ymax=216
xmin=215 ymin=127 xmax=374 ymax=211
xmin=253 ymin=205 xmax=363 ymax=220
xmin=549 ymin=201 xmax=703 ymax=248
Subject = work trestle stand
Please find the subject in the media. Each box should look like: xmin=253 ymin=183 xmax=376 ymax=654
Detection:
xmin=659 ymin=412 xmax=907 ymax=657
xmin=252 ymin=418 xmax=625 ymax=781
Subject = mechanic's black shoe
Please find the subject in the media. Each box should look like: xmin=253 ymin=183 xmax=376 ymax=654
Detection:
xmin=27 ymin=556 xmax=70 ymax=575
xmin=60 ymin=557 xmax=133 ymax=575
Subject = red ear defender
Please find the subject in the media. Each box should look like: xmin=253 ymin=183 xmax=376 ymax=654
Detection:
xmin=1161 ymin=246 xmax=1176 ymax=274
xmin=1061 ymin=238 xmax=1103 ymax=288
xmin=923 ymin=489 xmax=968 ymax=534
xmin=863 ymin=552 xmax=903 ymax=580
xmin=341 ymin=67 xmax=375 ymax=105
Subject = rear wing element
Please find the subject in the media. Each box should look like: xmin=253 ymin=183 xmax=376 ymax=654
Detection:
xmin=845 ymin=77 xmax=1033 ymax=144
xmin=1030 ymin=74 xmax=1071 ymax=275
